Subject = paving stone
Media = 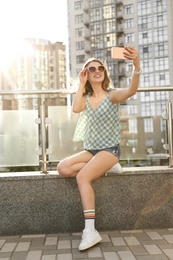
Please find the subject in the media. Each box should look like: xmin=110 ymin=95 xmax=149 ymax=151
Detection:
xmin=25 ymin=250 xmax=42 ymax=260
xmin=0 ymin=240 xmax=6 ymax=249
xmin=10 ymin=252 xmax=28 ymax=260
xmin=57 ymin=240 xmax=71 ymax=249
xmin=41 ymin=255 xmax=56 ymax=260
xmin=143 ymin=245 xmax=163 ymax=255
xmin=129 ymin=245 xmax=148 ymax=255
xmin=15 ymin=242 xmax=30 ymax=252
xmin=117 ymin=250 xmax=136 ymax=260
xmin=124 ymin=236 xmax=141 ymax=246
xmin=162 ymin=235 xmax=173 ymax=243
xmin=136 ymin=256 xmax=168 ymax=260
xmin=111 ymin=237 xmax=126 ymax=246
xmin=57 ymin=254 xmax=73 ymax=260
xmin=45 ymin=237 xmax=58 ymax=246
xmin=1 ymin=243 xmax=17 ymax=253
xmin=103 ymin=252 xmax=120 ymax=260
xmin=162 ymin=249 xmax=173 ymax=259
xmin=88 ymin=247 xmax=102 ymax=258
xmin=146 ymin=232 xmax=163 ymax=240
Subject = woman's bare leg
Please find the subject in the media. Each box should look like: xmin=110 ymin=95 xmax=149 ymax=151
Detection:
xmin=76 ymin=151 xmax=119 ymax=210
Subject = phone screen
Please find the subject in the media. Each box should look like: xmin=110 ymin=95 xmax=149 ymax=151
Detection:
xmin=111 ymin=47 xmax=127 ymax=60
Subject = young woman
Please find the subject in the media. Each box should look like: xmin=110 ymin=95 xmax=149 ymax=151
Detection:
xmin=57 ymin=46 xmax=141 ymax=251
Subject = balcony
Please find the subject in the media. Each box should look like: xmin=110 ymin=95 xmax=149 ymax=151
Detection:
xmin=0 ymin=88 xmax=173 ymax=238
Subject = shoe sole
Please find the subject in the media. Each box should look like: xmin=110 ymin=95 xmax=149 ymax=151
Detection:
xmin=79 ymin=235 xmax=102 ymax=251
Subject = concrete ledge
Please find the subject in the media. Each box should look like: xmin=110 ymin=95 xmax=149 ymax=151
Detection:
xmin=0 ymin=166 xmax=173 ymax=236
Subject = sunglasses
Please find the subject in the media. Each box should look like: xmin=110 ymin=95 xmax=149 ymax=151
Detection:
xmin=87 ymin=65 xmax=105 ymax=73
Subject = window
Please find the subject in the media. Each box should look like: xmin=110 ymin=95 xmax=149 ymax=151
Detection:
xmin=91 ymin=50 xmax=103 ymax=60
xmin=126 ymin=62 xmax=133 ymax=72
xmin=138 ymin=1 xmax=151 ymax=15
xmin=155 ymin=72 xmax=170 ymax=86
xmin=138 ymin=16 xmax=152 ymax=30
xmin=140 ymin=73 xmax=154 ymax=87
xmin=139 ymin=31 xmax=152 ymax=44
xmin=155 ymin=57 xmax=169 ymax=71
xmin=125 ymin=33 xmax=134 ymax=43
xmin=91 ymin=36 xmax=104 ymax=48
xmin=153 ymin=0 xmax=167 ymax=12
xmin=153 ymin=13 xmax=167 ymax=27
xmin=91 ymin=22 xmax=103 ymax=34
xmin=104 ymin=33 xmax=116 ymax=47
xmin=140 ymin=60 xmax=153 ymax=73
xmin=90 ymin=8 xmax=102 ymax=21
xmin=140 ymin=92 xmax=155 ymax=102
xmin=124 ymin=4 xmax=133 ymax=14
xmin=156 ymin=91 xmax=168 ymax=101
xmin=139 ymin=45 xmax=153 ymax=60
xmin=76 ymin=55 xmax=85 ymax=64
xmin=104 ymin=19 xmax=116 ymax=33
xmin=76 ymin=41 xmax=85 ymax=50
xmin=127 ymin=105 xmax=138 ymax=115
xmin=75 ymin=14 xmax=83 ymax=24
xmin=90 ymin=0 xmax=100 ymax=8
xmin=129 ymin=119 xmax=137 ymax=134
xmin=103 ymin=5 xmax=115 ymax=19
xmin=154 ymin=28 xmax=168 ymax=42
xmin=103 ymin=0 xmax=115 ymax=4
xmin=141 ymin=104 xmax=155 ymax=116
xmin=144 ymin=118 xmax=153 ymax=133
xmin=75 ymin=28 xmax=84 ymax=37
xmin=154 ymin=43 xmax=168 ymax=57
xmin=74 ymin=1 xmax=82 ymax=10
xmin=124 ymin=19 xmax=134 ymax=29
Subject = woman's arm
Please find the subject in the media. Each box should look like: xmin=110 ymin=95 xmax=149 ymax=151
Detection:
xmin=72 ymin=68 xmax=88 ymax=113
xmin=110 ymin=46 xmax=141 ymax=104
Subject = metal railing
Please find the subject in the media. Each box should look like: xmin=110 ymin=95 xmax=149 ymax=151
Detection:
xmin=0 ymin=87 xmax=173 ymax=173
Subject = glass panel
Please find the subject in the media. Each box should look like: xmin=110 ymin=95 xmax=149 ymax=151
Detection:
xmin=0 ymin=110 xmax=38 ymax=167
xmin=48 ymin=106 xmax=83 ymax=161
xmin=48 ymin=93 xmax=169 ymax=166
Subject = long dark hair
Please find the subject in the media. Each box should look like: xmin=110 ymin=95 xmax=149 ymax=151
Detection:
xmin=83 ymin=57 xmax=111 ymax=95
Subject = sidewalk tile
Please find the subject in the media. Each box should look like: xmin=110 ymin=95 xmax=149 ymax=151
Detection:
xmin=26 ymin=250 xmax=42 ymax=260
xmin=144 ymin=245 xmax=163 ymax=254
xmin=117 ymin=251 xmax=136 ymax=260
xmin=1 ymin=243 xmax=17 ymax=253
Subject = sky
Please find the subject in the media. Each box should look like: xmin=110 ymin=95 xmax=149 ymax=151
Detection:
xmin=0 ymin=0 xmax=68 ymax=44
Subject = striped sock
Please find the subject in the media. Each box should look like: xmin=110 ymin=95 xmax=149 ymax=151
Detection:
xmin=84 ymin=209 xmax=95 ymax=231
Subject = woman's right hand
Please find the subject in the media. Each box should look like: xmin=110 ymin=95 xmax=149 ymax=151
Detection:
xmin=79 ymin=68 xmax=88 ymax=86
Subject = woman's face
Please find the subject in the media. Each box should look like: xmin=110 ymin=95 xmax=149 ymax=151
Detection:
xmin=86 ymin=61 xmax=105 ymax=84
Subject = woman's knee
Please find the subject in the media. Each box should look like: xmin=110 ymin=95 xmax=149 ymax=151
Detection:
xmin=57 ymin=159 xmax=69 ymax=177
xmin=76 ymin=172 xmax=90 ymax=188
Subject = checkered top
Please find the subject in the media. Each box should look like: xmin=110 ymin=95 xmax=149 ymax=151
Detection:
xmin=73 ymin=91 xmax=120 ymax=149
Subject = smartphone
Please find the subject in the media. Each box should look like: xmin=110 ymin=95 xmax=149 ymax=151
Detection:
xmin=111 ymin=47 xmax=127 ymax=60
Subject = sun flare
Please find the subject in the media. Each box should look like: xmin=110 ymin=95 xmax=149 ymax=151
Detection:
xmin=0 ymin=39 xmax=33 ymax=70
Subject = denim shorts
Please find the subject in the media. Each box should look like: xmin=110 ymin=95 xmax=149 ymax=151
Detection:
xmin=85 ymin=144 xmax=120 ymax=159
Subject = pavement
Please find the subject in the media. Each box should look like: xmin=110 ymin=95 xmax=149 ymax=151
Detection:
xmin=0 ymin=228 xmax=173 ymax=260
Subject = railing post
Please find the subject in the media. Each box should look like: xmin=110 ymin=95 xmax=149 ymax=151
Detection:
xmin=167 ymin=101 xmax=173 ymax=167
xmin=40 ymin=94 xmax=48 ymax=174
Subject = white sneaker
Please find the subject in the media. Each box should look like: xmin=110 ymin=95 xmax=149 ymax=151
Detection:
xmin=106 ymin=163 xmax=123 ymax=174
xmin=79 ymin=229 xmax=102 ymax=251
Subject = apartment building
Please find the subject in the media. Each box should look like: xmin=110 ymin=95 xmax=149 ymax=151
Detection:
xmin=0 ymin=38 xmax=66 ymax=91
xmin=67 ymin=0 xmax=173 ymax=161
xmin=0 ymin=38 xmax=66 ymax=109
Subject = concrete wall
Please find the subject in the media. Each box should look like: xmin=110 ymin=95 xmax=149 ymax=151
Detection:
xmin=0 ymin=167 xmax=173 ymax=236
